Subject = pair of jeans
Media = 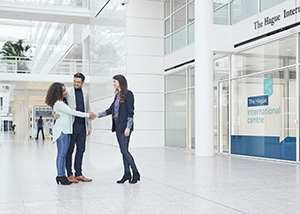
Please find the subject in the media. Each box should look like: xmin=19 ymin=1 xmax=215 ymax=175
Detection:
xmin=116 ymin=131 xmax=138 ymax=173
xmin=66 ymin=129 xmax=86 ymax=177
xmin=36 ymin=127 xmax=45 ymax=140
xmin=56 ymin=132 xmax=71 ymax=177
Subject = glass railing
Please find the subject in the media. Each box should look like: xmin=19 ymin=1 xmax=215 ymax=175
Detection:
xmin=48 ymin=59 xmax=89 ymax=75
xmin=213 ymin=0 xmax=228 ymax=10
xmin=0 ymin=56 xmax=89 ymax=75
xmin=214 ymin=0 xmax=287 ymax=25
xmin=0 ymin=0 xmax=89 ymax=9
xmin=0 ymin=57 xmax=32 ymax=74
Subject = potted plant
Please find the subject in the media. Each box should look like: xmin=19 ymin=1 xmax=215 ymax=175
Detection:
xmin=0 ymin=39 xmax=32 ymax=73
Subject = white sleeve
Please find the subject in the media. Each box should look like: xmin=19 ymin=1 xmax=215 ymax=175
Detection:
xmin=86 ymin=92 xmax=91 ymax=128
xmin=55 ymin=101 xmax=89 ymax=118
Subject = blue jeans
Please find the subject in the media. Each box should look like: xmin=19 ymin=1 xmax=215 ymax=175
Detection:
xmin=116 ymin=131 xmax=138 ymax=173
xmin=56 ymin=133 xmax=70 ymax=177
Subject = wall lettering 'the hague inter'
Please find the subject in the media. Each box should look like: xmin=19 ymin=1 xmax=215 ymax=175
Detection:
xmin=254 ymin=15 xmax=281 ymax=29
xmin=253 ymin=6 xmax=300 ymax=30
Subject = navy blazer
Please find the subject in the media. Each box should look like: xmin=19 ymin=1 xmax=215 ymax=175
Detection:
xmin=105 ymin=90 xmax=134 ymax=132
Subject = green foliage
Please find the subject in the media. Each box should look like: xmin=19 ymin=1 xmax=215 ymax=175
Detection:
xmin=0 ymin=39 xmax=31 ymax=59
xmin=2 ymin=86 xmax=9 ymax=92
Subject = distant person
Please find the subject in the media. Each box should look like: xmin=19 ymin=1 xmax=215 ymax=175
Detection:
xmin=97 ymin=75 xmax=140 ymax=184
xmin=45 ymin=82 xmax=96 ymax=185
xmin=35 ymin=116 xmax=45 ymax=140
xmin=11 ymin=124 xmax=16 ymax=134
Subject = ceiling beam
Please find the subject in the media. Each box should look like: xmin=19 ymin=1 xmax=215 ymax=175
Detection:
xmin=0 ymin=5 xmax=90 ymax=24
xmin=0 ymin=73 xmax=90 ymax=83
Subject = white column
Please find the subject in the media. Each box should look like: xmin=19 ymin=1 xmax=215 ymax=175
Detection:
xmin=21 ymin=103 xmax=24 ymax=138
xmin=195 ymin=0 xmax=214 ymax=156
xmin=24 ymin=89 xmax=29 ymax=140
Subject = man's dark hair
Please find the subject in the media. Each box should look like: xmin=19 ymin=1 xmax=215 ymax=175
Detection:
xmin=74 ymin=73 xmax=85 ymax=82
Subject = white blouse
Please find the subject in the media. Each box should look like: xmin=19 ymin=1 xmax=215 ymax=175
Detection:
xmin=52 ymin=100 xmax=89 ymax=143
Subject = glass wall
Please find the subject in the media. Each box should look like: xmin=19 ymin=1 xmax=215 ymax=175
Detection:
xmin=213 ymin=0 xmax=287 ymax=25
xmin=0 ymin=119 xmax=13 ymax=132
xmin=214 ymin=85 xmax=218 ymax=150
xmin=188 ymin=67 xmax=195 ymax=149
xmin=164 ymin=0 xmax=195 ymax=54
xmin=165 ymin=0 xmax=288 ymax=53
xmin=214 ymin=34 xmax=298 ymax=161
xmin=232 ymin=36 xmax=296 ymax=77
xmin=219 ymin=81 xmax=230 ymax=153
xmin=214 ymin=4 xmax=229 ymax=25
xmin=261 ymin=0 xmax=287 ymax=11
xmin=214 ymin=55 xmax=229 ymax=81
xmin=166 ymin=91 xmax=187 ymax=148
xmin=231 ymin=67 xmax=296 ymax=161
xmin=214 ymin=56 xmax=230 ymax=152
xmin=214 ymin=0 xmax=228 ymax=9
xmin=165 ymin=66 xmax=195 ymax=149
xmin=230 ymin=0 xmax=257 ymax=25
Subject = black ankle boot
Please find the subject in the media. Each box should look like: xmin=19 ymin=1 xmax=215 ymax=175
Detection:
xmin=129 ymin=172 xmax=140 ymax=184
xmin=56 ymin=176 xmax=72 ymax=185
xmin=117 ymin=172 xmax=131 ymax=184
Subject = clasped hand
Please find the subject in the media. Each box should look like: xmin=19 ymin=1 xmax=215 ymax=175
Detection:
xmin=88 ymin=112 xmax=98 ymax=121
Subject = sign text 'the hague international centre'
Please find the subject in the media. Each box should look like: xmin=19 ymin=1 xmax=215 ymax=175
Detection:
xmin=248 ymin=95 xmax=268 ymax=107
xmin=254 ymin=6 xmax=300 ymax=30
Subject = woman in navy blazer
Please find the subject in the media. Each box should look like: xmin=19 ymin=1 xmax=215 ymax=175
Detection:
xmin=98 ymin=75 xmax=140 ymax=184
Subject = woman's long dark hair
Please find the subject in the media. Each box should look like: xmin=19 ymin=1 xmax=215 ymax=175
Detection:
xmin=45 ymin=82 xmax=64 ymax=108
xmin=113 ymin=74 xmax=127 ymax=105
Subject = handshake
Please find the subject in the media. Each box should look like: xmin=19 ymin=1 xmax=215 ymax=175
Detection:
xmin=88 ymin=112 xmax=98 ymax=121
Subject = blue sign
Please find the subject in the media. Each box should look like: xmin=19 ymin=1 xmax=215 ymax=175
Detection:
xmin=264 ymin=78 xmax=273 ymax=97
xmin=248 ymin=95 xmax=269 ymax=107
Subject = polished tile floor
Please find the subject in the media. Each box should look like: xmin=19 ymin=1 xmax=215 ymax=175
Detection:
xmin=1 ymin=132 xmax=300 ymax=214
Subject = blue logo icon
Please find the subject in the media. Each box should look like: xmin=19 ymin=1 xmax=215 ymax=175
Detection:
xmin=264 ymin=78 xmax=273 ymax=97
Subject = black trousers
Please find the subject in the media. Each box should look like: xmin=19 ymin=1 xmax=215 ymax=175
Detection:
xmin=36 ymin=127 xmax=44 ymax=140
xmin=66 ymin=128 xmax=86 ymax=177
xmin=116 ymin=131 xmax=138 ymax=173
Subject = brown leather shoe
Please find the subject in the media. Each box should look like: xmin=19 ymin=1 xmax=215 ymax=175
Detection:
xmin=74 ymin=175 xmax=92 ymax=182
xmin=68 ymin=176 xmax=79 ymax=183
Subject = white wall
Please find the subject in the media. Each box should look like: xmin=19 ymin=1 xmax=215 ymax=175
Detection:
xmin=126 ymin=0 xmax=164 ymax=147
xmin=89 ymin=0 xmax=165 ymax=148
xmin=164 ymin=44 xmax=194 ymax=70
xmin=12 ymin=100 xmax=24 ymax=137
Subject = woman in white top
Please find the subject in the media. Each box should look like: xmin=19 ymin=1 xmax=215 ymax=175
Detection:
xmin=45 ymin=82 xmax=94 ymax=185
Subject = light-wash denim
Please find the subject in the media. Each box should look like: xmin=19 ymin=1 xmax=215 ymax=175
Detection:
xmin=56 ymin=132 xmax=71 ymax=176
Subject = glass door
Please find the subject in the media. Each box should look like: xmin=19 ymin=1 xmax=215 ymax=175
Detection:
xmin=218 ymin=81 xmax=230 ymax=153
